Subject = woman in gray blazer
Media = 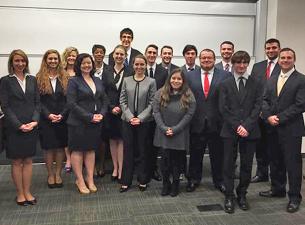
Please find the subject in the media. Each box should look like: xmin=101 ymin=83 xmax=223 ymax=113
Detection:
xmin=153 ymin=68 xmax=196 ymax=197
xmin=119 ymin=54 xmax=157 ymax=192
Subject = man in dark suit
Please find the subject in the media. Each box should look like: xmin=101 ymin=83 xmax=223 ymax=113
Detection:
xmin=159 ymin=45 xmax=179 ymax=75
xmin=260 ymin=48 xmax=305 ymax=213
xmin=181 ymin=45 xmax=201 ymax=74
xmin=145 ymin=44 xmax=168 ymax=181
xmin=108 ymin=28 xmax=141 ymax=71
xmin=250 ymin=38 xmax=281 ymax=183
xmin=219 ymin=51 xmax=262 ymax=213
xmin=186 ymin=49 xmax=230 ymax=194
xmin=215 ymin=41 xmax=235 ymax=73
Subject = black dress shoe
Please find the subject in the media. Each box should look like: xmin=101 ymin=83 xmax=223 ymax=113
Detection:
xmin=215 ymin=184 xmax=226 ymax=193
xmin=152 ymin=171 xmax=162 ymax=181
xmin=15 ymin=197 xmax=29 ymax=206
xmin=251 ymin=175 xmax=269 ymax=183
xmin=259 ymin=190 xmax=286 ymax=198
xmin=26 ymin=198 xmax=37 ymax=205
xmin=119 ymin=186 xmax=129 ymax=193
xmin=287 ymin=200 xmax=300 ymax=213
xmin=138 ymin=184 xmax=147 ymax=192
xmin=237 ymin=196 xmax=249 ymax=210
xmin=47 ymin=182 xmax=57 ymax=189
xmin=224 ymin=198 xmax=235 ymax=214
xmin=186 ymin=182 xmax=198 ymax=192
xmin=170 ymin=181 xmax=179 ymax=197
xmin=55 ymin=182 xmax=63 ymax=188
xmin=111 ymin=175 xmax=118 ymax=182
xmin=161 ymin=183 xmax=171 ymax=196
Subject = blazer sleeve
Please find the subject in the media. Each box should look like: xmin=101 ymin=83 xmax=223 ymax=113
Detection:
xmin=98 ymin=88 xmax=109 ymax=116
xmin=31 ymin=79 xmax=41 ymax=122
xmin=152 ymin=90 xmax=168 ymax=133
xmin=171 ymin=91 xmax=196 ymax=134
xmin=40 ymin=95 xmax=51 ymax=119
xmin=67 ymin=79 xmax=93 ymax=123
xmin=0 ymin=77 xmax=23 ymax=130
xmin=120 ymin=79 xmax=134 ymax=121
xmin=137 ymin=80 xmax=157 ymax=122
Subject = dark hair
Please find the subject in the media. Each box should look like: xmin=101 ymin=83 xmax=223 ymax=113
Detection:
xmin=265 ymin=38 xmax=281 ymax=48
xmin=145 ymin=44 xmax=158 ymax=53
xmin=161 ymin=45 xmax=173 ymax=54
xmin=231 ymin=51 xmax=250 ymax=64
xmin=220 ymin=41 xmax=234 ymax=49
xmin=92 ymin=44 xmax=106 ymax=55
xmin=160 ymin=68 xmax=192 ymax=109
xmin=74 ymin=53 xmax=95 ymax=77
xmin=279 ymin=47 xmax=296 ymax=60
xmin=132 ymin=54 xmax=147 ymax=65
xmin=120 ymin=28 xmax=134 ymax=39
xmin=199 ymin=48 xmax=216 ymax=60
xmin=182 ymin=45 xmax=198 ymax=56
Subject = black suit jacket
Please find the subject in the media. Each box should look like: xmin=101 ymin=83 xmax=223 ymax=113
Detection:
xmin=158 ymin=63 xmax=179 ymax=76
xmin=251 ymin=60 xmax=281 ymax=83
xmin=181 ymin=64 xmax=201 ymax=75
xmin=262 ymin=70 xmax=305 ymax=137
xmin=145 ymin=64 xmax=168 ymax=90
xmin=219 ymin=75 xmax=262 ymax=139
xmin=187 ymin=67 xmax=230 ymax=133
xmin=108 ymin=47 xmax=142 ymax=72
xmin=66 ymin=76 xmax=108 ymax=126
xmin=0 ymin=75 xmax=40 ymax=131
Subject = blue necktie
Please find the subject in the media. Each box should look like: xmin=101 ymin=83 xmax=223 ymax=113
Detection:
xmin=124 ymin=58 xmax=128 ymax=67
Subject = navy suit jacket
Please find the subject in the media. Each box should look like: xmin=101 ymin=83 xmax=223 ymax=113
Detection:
xmin=145 ymin=64 xmax=168 ymax=90
xmin=108 ymin=47 xmax=142 ymax=72
xmin=262 ymin=70 xmax=305 ymax=137
xmin=187 ymin=67 xmax=230 ymax=133
xmin=251 ymin=60 xmax=281 ymax=83
xmin=67 ymin=76 xmax=108 ymax=126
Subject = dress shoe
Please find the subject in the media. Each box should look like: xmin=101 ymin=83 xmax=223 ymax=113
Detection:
xmin=237 ymin=196 xmax=249 ymax=210
xmin=287 ymin=200 xmax=300 ymax=213
xmin=97 ymin=170 xmax=106 ymax=178
xmin=214 ymin=184 xmax=226 ymax=194
xmin=138 ymin=184 xmax=147 ymax=192
xmin=186 ymin=182 xmax=198 ymax=192
xmin=161 ymin=182 xmax=171 ymax=196
xmin=111 ymin=175 xmax=118 ymax=182
xmin=75 ymin=182 xmax=90 ymax=194
xmin=152 ymin=170 xmax=162 ymax=181
xmin=88 ymin=184 xmax=98 ymax=193
xmin=55 ymin=182 xmax=63 ymax=188
xmin=251 ymin=175 xmax=268 ymax=183
xmin=47 ymin=182 xmax=57 ymax=189
xmin=119 ymin=186 xmax=129 ymax=193
xmin=15 ymin=197 xmax=29 ymax=206
xmin=170 ymin=181 xmax=179 ymax=197
xmin=27 ymin=198 xmax=37 ymax=205
xmin=224 ymin=198 xmax=235 ymax=214
xmin=259 ymin=190 xmax=286 ymax=198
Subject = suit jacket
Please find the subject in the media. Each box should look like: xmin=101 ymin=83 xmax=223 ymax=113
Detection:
xmin=262 ymin=70 xmax=305 ymax=137
xmin=66 ymin=76 xmax=108 ymax=126
xmin=251 ymin=60 xmax=281 ymax=83
xmin=187 ymin=67 xmax=230 ymax=133
xmin=181 ymin=64 xmax=201 ymax=75
xmin=215 ymin=61 xmax=234 ymax=73
xmin=0 ymin=75 xmax=40 ymax=131
xmin=219 ymin=75 xmax=262 ymax=139
xmin=158 ymin=63 xmax=179 ymax=76
xmin=108 ymin=47 xmax=142 ymax=72
xmin=145 ymin=64 xmax=168 ymax=90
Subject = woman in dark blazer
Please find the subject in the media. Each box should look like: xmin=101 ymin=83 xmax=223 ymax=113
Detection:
xmin=0 ymin=49 xmax=40 ymax=205
xmin=153 ymin=68 xmax=196 ymax=196
xmin=36 ymin=49 xmax=69 ymax=188
xmin=67 ymin=53 xmax=108 ymax=194
xmin=119 ymin=54 xmax=157 ymax=192
xmin=103 ymin=45 xmax=132 ymax=182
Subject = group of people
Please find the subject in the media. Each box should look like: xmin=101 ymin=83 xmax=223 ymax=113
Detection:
xmin=0 ymin=28 xmax=304 ymax=215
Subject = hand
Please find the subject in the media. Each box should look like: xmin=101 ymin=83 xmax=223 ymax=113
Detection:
xmin=130 ymin=117 xmax=141 ymax=126
xmin=50 ymin=114 xmax=63 ymax=123
xmin=237 ymin=125 xmax=249 ymax=137
xmin=20 ymin=121 xmax=38 ymax=132
xmin=92 ymin=114 xmax=103 ymax=123
xmin=48 ymin=114 xmax=58 ymax=121
xmin=267 ymin=115 xmax=279 ymax=126
xmin=112 ymin=106 xmax=121 ymax=115
xmin=166 ymin=127 xmax=173 ymax=136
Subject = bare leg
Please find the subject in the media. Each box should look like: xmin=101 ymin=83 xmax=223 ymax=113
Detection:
xmin=117 ymin=139 xmax=124 ymax=179
xmin=44 ymin=150 xmax=55 ymax=184
xmin=71 ymin=151 xmax=88 ymax=192
xmin=22 ymin=157 xmax=34 ymax=201
xmin=64 ymin=147 xmax=71 ymax=169
xmin=110 ymin=139 xmax=118 ymax=177
xmin=55 ymin=149 xmax=65 ymax=184
xmin=11 ymin=159 xmax=26 ymax=202
xmin=84 ymin=150 xmax=95 ymax=188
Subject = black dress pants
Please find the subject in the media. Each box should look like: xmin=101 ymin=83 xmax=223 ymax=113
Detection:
xmin=121 ymin=122 xmax=151 ymax=186
xmin=161 ymin=148 xmax=186 ymax=182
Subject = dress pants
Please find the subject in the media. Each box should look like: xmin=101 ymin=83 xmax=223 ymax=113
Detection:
xmin=121 ymin=121 xmax=151 ymax=186
xmin=268 ymin=132 xmax=302 ymax=201
xmin=161 ymin=148 xmax=186 ymax=182
xmin=223 ymin=137 xmax=256 ymax=197
xmin=148 ymin=121 xmax=160 ymax=177
xmin=188 ymin=130 xmax=224 ymax=185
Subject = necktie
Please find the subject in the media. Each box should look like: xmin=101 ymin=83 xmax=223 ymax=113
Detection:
xmin=124 ymin=58 xmax=129 ymax=67
xmin=224 ymin=63 xmax=230 ymax=72
xmin=277 ymin=75 xmax=287 ymax=96
xmin=238 ymin=77 xmax=245 ymax=97
xmin=188 ymin=67 xmax=194 ymax=71
xmin=203 ymin=72 xmax=209 ymax=98
xmin=149 ymin=67 xmax=154 ymax=78
xmin=266 ymin=61 xmax=273 ymax=79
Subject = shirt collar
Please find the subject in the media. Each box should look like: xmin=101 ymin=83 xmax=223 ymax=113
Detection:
xmin=148 ymin=63 xmax=156 ymax=71
xmin=9 ymin=73 xmax=30 ymax=79
xmin=201 ymin=67 xmax=214 ymax=75
xmin=268 ymin=57 xmax=278 ymax=65
xmin=234 ymin=72 xmax=249 ymax=82
xmin=280 ymin=67 xmax=295 ymax=78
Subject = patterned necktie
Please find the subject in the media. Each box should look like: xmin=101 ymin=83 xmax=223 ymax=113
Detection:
xmin=266 ymin=61 xmax=273 ymax=79
xmin=149 ymin=67 xmax=154 ymax=78
xmin=203 ymin=72 xmax=209 ymax=98
xmin=124 ymin=58 xmax=129 ymax=67
xmin=224 ymin=63 xmax=230 ymax=72
xmin=277 ymin=75 xmax=287 ymax=96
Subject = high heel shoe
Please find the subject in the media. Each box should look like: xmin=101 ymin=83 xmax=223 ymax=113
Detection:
xmin=75 ymin=181 xmax=90 ymax=194
xmin=111 ymin=175 xmax=118 ymax=182
xmin=119 ymin=185 xmax=129 ymax=193
xmin=88 ymin=184 xmax=98 ymax=193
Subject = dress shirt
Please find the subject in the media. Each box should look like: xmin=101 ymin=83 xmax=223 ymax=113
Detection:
xmin=277 ymin=68 xmax=295 ymax=96
xmin=201 ymin=68 xmax=214 ymax=89
xmin=9 ymin=73 xmax=30 ymax=93
xmin=147 ymin=63 xmax=156 ymax=78
xmin=234 ymin=72 xmax=249 ymax=90
xmin=267 ymin=57 xmax=278 ymax=75
xmin=49 ymin=76 xmax=57 ymax=92
xmin=222 ymin=61 xmax=232 ymax=72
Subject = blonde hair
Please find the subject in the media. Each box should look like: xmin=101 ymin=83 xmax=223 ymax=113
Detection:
xmin=36 ymin=49 xmax=69 ymax=95
xmin=61 ymin=46 xmax=79 ymax=69
xmin=8 ymin=49 xmax=30 ymax=74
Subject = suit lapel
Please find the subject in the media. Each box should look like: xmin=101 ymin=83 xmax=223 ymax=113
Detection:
xmin=10 ymin=76 xmax=26 ymax=98
xmin=80 ymin=76 xmax=94 ymax=96
xmin=278 ymin=71 xmax=297 ymax=98
xmin=207 ymin=72 xmax=219 ymax=99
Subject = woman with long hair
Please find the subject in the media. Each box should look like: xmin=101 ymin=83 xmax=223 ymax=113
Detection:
xmin=153 ymin=68 xmax=196 ymax=197
xmin=103 ymin=45 xmax=132 ymax=182
xmin=67 ymin=53 xmax=108 ymax=194
xmin=0 ymin=49 xmax=40 ymax=205
xmin=36 ymin=49 xmax=69 ymax=188
xmin=119 ymin=54 xmax=156 ymax=192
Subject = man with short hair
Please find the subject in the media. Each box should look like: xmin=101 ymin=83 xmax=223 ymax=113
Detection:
xmin=159 ymin=45 xmax=179 ymax=75
xmin=215 ymin=41 xmax=235 ymax=73
xmin=181 ymin=44 xmax=200 ymax=74
xmin=260 ymin=48 xmax=305 ymax=213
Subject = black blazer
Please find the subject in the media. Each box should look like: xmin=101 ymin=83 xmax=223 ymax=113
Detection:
xmin=145 ymin=64 xmax=168 ymax=90
xmin=108 ymin=48 xmax=142 ymax=71
xmin=103 ymin=66 xmax=133 ymax=110
xmin=158 ymin=63 xmax=179 ymax=76
xmin=66 ymin=76 xmax=108 ymax=126
xmin=0 ymin=75 xmax=40 ymax=131
xmin=219 ymin=75 xmax=262 ymax=139
xmin=262 ymin=70 xmax=305 ymax=137
xmin=187 ymin=67 xmax=230 ymax=133
xmin=251 ymin=60 xmax=281 ymax=82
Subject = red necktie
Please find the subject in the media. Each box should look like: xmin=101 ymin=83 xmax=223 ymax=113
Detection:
xmin=203 ymin=72 xmax=209 ymax=98
xmin=266 ymin=61 xmax=273 ymax=79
